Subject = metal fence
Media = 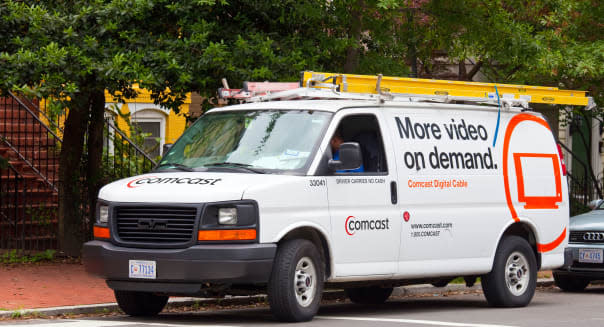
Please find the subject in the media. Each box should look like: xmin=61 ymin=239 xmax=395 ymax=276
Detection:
xmin=568 ymin=172 xmax=604 ymax=216
xmin=0 ymin=165 xmax=58 ymax=251
xmin=0 ymin=127 xmax=59 ymax=253
xmin=102 ymin=119 xmax=157 ymax=181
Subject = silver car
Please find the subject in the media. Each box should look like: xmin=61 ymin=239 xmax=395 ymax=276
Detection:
xmin=554 ymin=201 xmax=604 ymax=291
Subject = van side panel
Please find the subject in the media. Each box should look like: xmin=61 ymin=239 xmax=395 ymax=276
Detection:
xmin=382 ymin=107 xmax=567 ymax=278
xmin=242 ymin=176 xmax=331 ymax=247
xmin=500 ymin=112 xmax=569 ymax=269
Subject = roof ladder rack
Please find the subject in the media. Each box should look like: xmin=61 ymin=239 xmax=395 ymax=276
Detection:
xmin=218 ymin=71 xmax=594 ymax=110
xmin=301 ymin=71 xmax=592 ymax=107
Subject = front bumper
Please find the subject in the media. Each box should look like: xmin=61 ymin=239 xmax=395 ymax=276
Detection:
xmin=83 ymin=240 xmax=277 ymax=295
xmin=554 ymin=246 xmax=604 ymax=279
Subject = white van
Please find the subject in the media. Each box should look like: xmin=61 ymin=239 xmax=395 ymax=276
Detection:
xmin=84 ymin=74 xmax=570 ymax=322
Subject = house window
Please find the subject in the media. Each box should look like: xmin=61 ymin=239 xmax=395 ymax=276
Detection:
xmin=132 ymin=109 xmax=167 ymax=158
xmin=133 ymin=121 xmax=161 ymax=157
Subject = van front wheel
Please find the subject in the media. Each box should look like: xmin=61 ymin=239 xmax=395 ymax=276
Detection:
xmin=267 ymin=239 xmax=324 ymax=322
xmin=114 ymin=290 xmax=168 ymax=316
xmin=481 ymin=236 xmax=537 ymax=307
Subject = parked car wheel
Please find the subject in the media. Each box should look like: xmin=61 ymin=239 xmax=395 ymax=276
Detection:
xmin=553 ymin=205 xmax=604 ymax=290
xmin=114 ymin=290 xmax=168 ymax=316
xmin=553 ymin=272 xmax=590 ymax=292
xmin=481 ymin=236 xmax=537 ymax=307
xmin=267 ymin=239 xmax=324 ymax=322
xmin=345 ymin=286 xmax=393 ymax=304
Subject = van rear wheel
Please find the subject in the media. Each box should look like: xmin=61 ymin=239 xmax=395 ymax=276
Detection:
xmin=481 ymin=236 xmax=537 ymax=307
xmin=114 ymin=290 xmax=168 ymax=316
xmin=345 ymin=286 xmax=393 ymax=304
xmin=267 ymin=239 xmax=324 ymax=322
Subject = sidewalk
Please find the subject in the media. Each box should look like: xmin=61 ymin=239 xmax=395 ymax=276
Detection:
xmin=0 ymin=262 xmax=114 ymax=311
xmin=0 ymin=261 xmax=556 ymax=318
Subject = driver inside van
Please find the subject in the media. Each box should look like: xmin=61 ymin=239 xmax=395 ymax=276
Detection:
xmin=331 ymin=130 xmax=364 ymax=173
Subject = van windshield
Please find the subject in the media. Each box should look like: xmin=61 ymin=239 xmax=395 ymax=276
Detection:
xmin=158 ymin=110 xmax=332 ymax=173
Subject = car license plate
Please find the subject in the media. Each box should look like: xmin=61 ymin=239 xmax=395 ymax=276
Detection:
xmin=578 ymin=249 xmax=603 ymax=263
xmin=129 ymin=260 xmax=156 ymax=279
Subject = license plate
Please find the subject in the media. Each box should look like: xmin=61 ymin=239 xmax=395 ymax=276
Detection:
xmin=129 ymin=260 xmax=156 ymax=279
xmin=578 ymin=249 xmax=603 ymax=263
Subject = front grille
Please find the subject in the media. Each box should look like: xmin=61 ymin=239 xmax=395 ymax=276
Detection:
xmin=570 ymin=231 xmax=604 ymax=244
xmin=115 ymin=206 xmax=198 ymax=244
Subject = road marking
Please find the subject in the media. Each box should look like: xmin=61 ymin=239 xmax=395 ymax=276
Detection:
xmin=0 ymin=320 xmax=238 ymax=327
xmin=318 ymin=315 xmax=518 ymax=327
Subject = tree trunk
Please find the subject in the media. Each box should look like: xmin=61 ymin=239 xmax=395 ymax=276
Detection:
xmin=87 ymin=89 xmax=105 ymax=237
xmin=343 ymin=0 xmax=363 ymax=73
xmin=407 ymin=10 xmax=418 ymax=78
xmin=467 ymin=61 xmax=483 ymax=81
xmin=458 ymin=60 xmax=468 ymax=81
xmin=58 ymin=94 xmax=90 ymax=256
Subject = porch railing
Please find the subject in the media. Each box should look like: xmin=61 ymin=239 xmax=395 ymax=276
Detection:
xmin=102 ymin=119 xmax=157 ymax=180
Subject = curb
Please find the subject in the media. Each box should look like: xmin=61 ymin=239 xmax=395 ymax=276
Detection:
xmin=0 ymin=278 xmax=556 ymax=319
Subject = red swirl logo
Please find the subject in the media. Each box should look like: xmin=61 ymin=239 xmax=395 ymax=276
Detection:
xmin=126 ymin=176 xmax=157 ymax=188
xmin=345 ymin=216 xmax=355 ymax=236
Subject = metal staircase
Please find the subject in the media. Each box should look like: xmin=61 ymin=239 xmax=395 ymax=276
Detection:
xmin=1 ymin=92 xmax=158 ymax=252
xmin=0 ymin=94 xmax=61 ymax=251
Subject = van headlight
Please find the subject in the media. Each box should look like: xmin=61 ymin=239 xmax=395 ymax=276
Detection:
xmin=98 ymin=205 xmax=109 ymax=224
xmin=199 ymin=201 xmax=258 ymax=242
xmin=218 ymin=208 xmax=238 ymax=225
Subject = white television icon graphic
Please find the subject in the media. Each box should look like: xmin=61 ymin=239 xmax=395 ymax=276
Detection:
xmin=513 ymin=153 xmax=563 ymax=209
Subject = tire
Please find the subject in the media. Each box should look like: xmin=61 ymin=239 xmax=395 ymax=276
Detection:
xmin=114 ymin=290 xmax=168 ymax=316
xmin=345 ymin=286 xmax=393 ymax=304
xmin=267 ymin=239 xmax=325 ymax=322
xmin=553 ymin=272 xmax=589 ymax=292
xmin=481 ymin=236 xmax=537 ymax=307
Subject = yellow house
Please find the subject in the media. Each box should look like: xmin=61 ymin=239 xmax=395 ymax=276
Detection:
xmin=104 ymin=85 xmax=192 ymax=158
xmin=40 ymin=86 xmax=203 ymax=159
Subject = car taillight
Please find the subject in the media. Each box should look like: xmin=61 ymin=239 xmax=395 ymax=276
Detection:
xmin=556 ymin=144 xmax=567 ymax=176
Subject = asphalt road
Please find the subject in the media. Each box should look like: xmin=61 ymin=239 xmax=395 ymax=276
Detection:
xmin=2 ymin=285 xmax=604 ymax=327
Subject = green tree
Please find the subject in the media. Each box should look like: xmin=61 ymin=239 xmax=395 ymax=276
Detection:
xmin=1 ymin=0 xmax=198 ymax=255
xmin=0 ymin=0 xmax=412 ymax=255
xmin=2 ymin=0 xmax=601 ymax=255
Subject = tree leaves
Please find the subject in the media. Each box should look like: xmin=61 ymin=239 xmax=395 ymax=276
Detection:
xmin=1 ymin=0 xmax=601 ymax=108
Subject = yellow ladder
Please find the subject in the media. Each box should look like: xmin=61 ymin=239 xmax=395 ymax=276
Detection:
xmin=301 ymin=71 xmax=591 ymax=107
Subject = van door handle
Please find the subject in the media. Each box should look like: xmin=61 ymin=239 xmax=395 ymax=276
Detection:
xmin=390 ymin=181 xmax=397 ymax=205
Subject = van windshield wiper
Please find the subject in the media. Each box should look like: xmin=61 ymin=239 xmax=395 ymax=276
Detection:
xmin=204 ymin=162 xmax=266 ymax=174
xmin=156 ymin=162 xmax=196 ymax=172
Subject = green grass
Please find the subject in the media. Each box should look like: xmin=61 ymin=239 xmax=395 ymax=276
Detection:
xmin=1 ymin=249 xmax=56 ymax=264
xmin=450 ymin=277 xmax=481 ymax=284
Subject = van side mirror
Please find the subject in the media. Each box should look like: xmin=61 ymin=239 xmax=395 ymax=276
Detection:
xmin=328 ymin=142 xmax=362 ymax=172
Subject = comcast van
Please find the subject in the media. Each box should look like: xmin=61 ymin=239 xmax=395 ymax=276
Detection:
xmin=83 ymin=72 xmax=578 ymax=322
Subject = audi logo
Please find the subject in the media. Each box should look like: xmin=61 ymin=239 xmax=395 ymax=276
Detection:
xmin=583 ymin=232 xmax=604 ymax=241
